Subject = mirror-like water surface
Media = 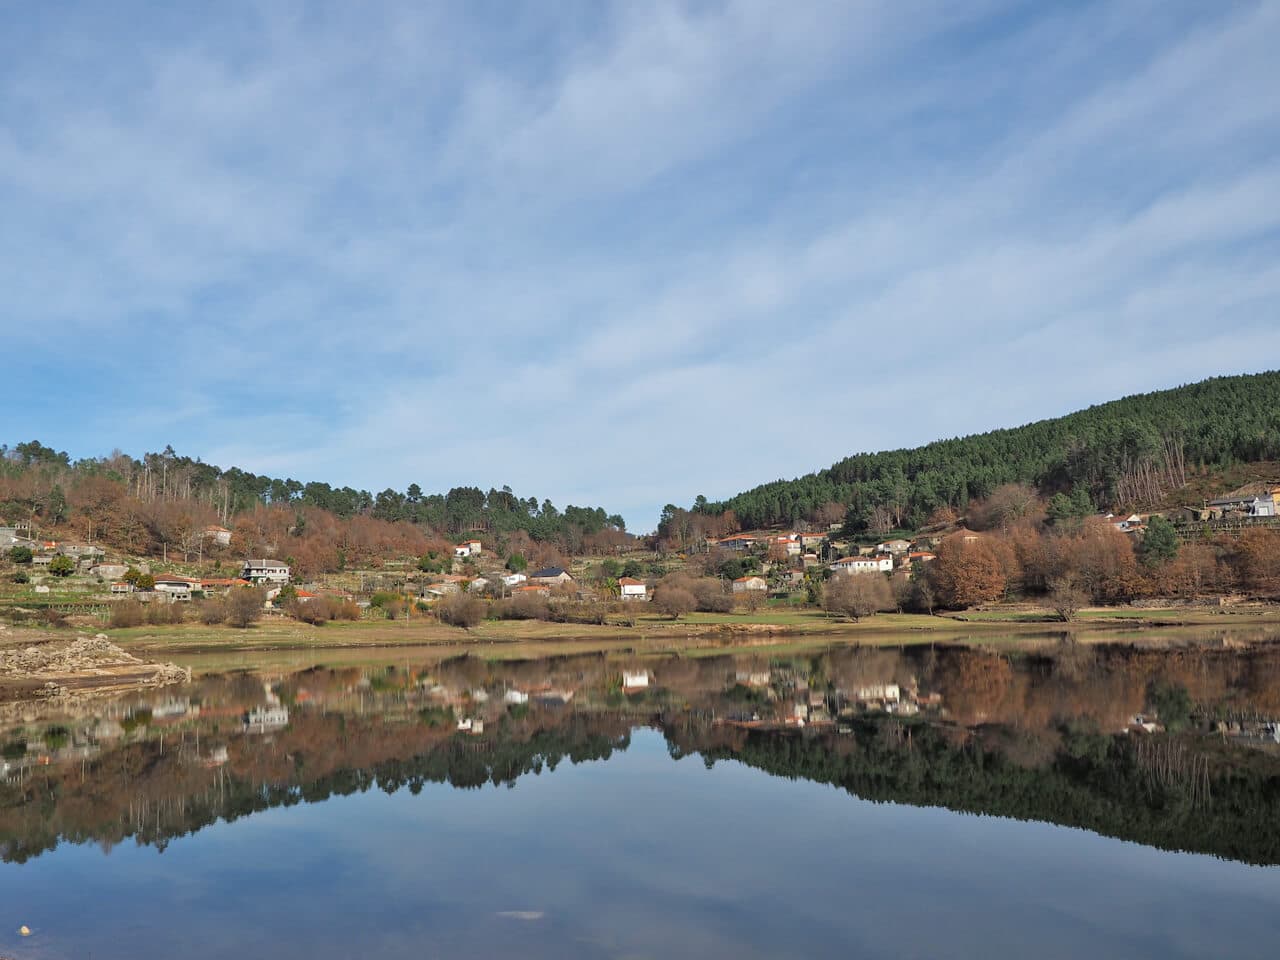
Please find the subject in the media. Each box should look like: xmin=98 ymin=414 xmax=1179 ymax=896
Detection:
xmin=4 ymin=640 xmax=1280 ymax=958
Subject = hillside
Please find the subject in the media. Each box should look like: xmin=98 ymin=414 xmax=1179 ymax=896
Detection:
xmin=0 ymin=442 xmax=630 ymax=572
xmin=702 ymin=372 xmax=1280 ymax=533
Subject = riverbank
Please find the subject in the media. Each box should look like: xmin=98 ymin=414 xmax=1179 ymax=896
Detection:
xmin=4 ymin=604 xmax=1279 ymax=694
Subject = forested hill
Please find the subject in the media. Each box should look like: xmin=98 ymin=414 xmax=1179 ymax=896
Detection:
xmin=0 ymin=441 xmax=625 ymax=543
xmin=705 ymin=371 xmax=1280 ymax=533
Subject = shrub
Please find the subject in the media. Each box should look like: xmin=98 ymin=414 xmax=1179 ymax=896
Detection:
xmin=439 ymin=593 xmax=485 ymax=628
xmin=11 ymin=570 xmax=29 ymax=584
xmin=146 ymin=601 xmax=185 ymax=625
xmin=42 ymin=608 xmax=69 ymax=628
xmin=493 ymin=594 xmax=551 ymax=621
xmin=109 ymin=601 xmax=146 ymax=629
xmin=8 ymin=546 xmax=32 ymax=564
xmin=198 ymin=599 xmax=227 ymax=625
xmin=225 ymin=587 xmax=265 ymax=628
xmin=48 ymin=555 xmax=75 ymax=577
xmin=691 ymin=578 xmax=733 ymax=613
xmin=653 ymin=586 xmax=696 ymax=620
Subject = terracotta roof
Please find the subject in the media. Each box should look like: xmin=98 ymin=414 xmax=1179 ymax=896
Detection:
xmin=618 ymin=577 xmax=646 ymax=586
xmin=733 ymin=575 xmax=765 ymax=582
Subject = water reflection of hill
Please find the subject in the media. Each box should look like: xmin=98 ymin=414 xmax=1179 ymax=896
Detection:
xmin=4 ymin=643 xmax=1280 ymax=864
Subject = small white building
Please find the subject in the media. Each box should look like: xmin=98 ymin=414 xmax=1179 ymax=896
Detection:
xmin=152 ymin=575 xmax=198 ymax=602
xmin=877 ymin=539 xmax=912 ymax=556
xmin=829 ymin=554 xmax=893 ymax=575
xmin=454 ymin=539 xmax=483 ymax=557
xmin=241 ymin=559 xmax=291 ymax=584
xmin=204 ymin=525 xmax=233 ymax=547
xmin=502 ymin=572 xmax=528 ymax=587
xmin=619 ymin=577 xmax=648 ymax=601
xmin=732 ymin=575 xmax=768 ymax=593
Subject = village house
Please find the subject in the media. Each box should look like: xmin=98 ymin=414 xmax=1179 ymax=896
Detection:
xmin=110 ymin=581 xmax=134 ymax=595
xmin=200 ymin=577 xmax=252 ymax=594
xmin=877 ymin=539 xmax=912 ymax=556
xmin=908 ymin=551 xmax=936 ymax=565
xmin=57 ymin=543 xmax=105 ymax=561
xmin=241 ymin=559 xmax=291 ymax=584
xmin=514 ymin=584 xmax=552 ymax=598
xmin=1106 ymin=513 xmax=1145 ymax=532
xmin=715 ymin=533 xmax=759 ymax=553
xmin=1205 ymin=483 xmax=1280 ymax=519
xmin=829 ymin=554 xmax=893 ymax=575
xmin=732 ymin=575 xmax=768 ymax=594
xmin=203 ymin=525 xmax=233 ymax=547
xmin=618 ymin=576 xmax=648 ymax=601
xmin=796 ymin=531 xmax=827 ymax=550
xmin=767 ymin=535 xmax=802 ymax=557
xmin=152 ymin=574 xmax=197 ymax=602
xmin=529 ymin=566 xmax=573 ymax=587
xmin=90 ymin=563 xmax=128 ymax=580
xmin=454 ymin=539 xmax=483 ymax=558
xmin=502 ymin=572 xmax=528 ymax=587
xmin=801 ymin=552 xmax=820 ymax=568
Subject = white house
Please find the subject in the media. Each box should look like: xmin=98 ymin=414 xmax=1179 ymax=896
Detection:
xmin=454 ymin=539 xmax=483 ymax=557
xmin=204 ymin=525 xmax=233 ymax=547
xmin=732 ymin=575 xmax=768 ymax=593
xmin=619 ymin=577 xmax=648 ymax=601
xmin=241 ymin=559 xmax=291 ymax=584
xmin=768 ymin=535 xmax=802 ymax=557
xmin=829 ymin=554 xmax=893 ymax=575
xmin=502 ymin=572 xmax=528 ymax=587
xmin=152 ymin=574 xmax=198 ymax=602
xmin=877 ymin=539 xmax=912 ymax=555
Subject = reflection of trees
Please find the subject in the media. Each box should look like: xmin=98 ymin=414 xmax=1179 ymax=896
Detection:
xmin=683 ymin=718 xmax=1280 ymax=865
xmin=8 ymin=644 xmax=1280 ymax=866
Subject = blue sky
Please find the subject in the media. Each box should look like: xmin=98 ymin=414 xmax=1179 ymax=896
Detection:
xmin=2 ymin=1 xmax=1278 ymax=531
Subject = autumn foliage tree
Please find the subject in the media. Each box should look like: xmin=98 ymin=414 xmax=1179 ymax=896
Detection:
xmin=929 ymin=535 xmax=1009 ymax=609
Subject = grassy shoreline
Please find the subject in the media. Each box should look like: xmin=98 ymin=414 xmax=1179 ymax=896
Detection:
xmin=62 ymin=603 xmax=1278 ymax=672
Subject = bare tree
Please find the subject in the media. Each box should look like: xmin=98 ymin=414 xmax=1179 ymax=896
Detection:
xmin=653 ymin=586 xmax=696 ymax=620
xmin=225 ymin=587 xmax=265 ymax=629
xmin=822 ymin=574 xmax=892 ymax=622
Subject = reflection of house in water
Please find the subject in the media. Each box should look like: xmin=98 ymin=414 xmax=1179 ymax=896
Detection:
xmin=456 ymin=717 xmax=485 ymax=734
xmin=204 ymin=745 xmax=229 ymax=767
xmin=622 ymin=671 xmax=650 ymax=692
xmin=531 ymin=688 xmax=575 ymax=707
xmin=855 ymin=684 xmax=900 ymax=704
xmin=735 ymin=671 xmax=771 ymax=688
xmin=152 ymin=698 xmax=199 ymax=721
xmin=504 ymin=689 xmax=529 ymax=705
xmin=243 ymin=706 xmax=290 ymax=734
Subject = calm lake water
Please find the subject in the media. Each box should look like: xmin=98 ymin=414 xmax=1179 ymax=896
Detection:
xmin=4 ymin=640 xmax=1280 ymax=958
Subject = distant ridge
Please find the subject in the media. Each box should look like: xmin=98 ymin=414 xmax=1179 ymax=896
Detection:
xmin=700 ymin=372 xmax=1280 ymax=533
